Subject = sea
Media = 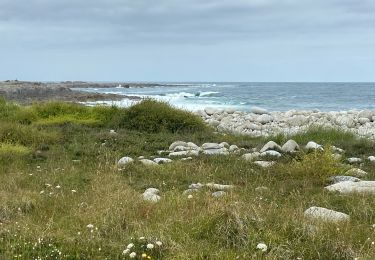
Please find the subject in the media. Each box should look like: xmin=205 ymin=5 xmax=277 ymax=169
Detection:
xmin=74 ymin=82 xmax=375 ymax=112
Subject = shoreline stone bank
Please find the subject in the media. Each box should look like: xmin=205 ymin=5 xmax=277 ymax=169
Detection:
xmin=195 ymin=106 xmax=375 ymax=138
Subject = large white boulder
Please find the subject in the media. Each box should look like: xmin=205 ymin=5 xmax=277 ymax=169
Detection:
xmin=304 ymin=207 xmax=350 ymax=222
xmin=117 ymin=157 xmax=134 ymax=166
xmin=325 ymin=181 xmax=375 ymax=195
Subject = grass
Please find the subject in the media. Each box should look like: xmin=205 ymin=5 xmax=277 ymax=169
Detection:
xmin=0 ymin=99 xmax=374 ymax=259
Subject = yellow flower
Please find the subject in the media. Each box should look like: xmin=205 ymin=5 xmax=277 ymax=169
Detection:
xmin=147 ymin=256 xmax=151 ymax=259
xmin=142 ymin=253 xmax=147 ymax=258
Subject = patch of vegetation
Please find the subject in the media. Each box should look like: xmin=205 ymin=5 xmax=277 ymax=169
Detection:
xmin=0 ymin=98 xmax=374 ymax=259
xmin=112 ymin=99 xmax=209 ymax=133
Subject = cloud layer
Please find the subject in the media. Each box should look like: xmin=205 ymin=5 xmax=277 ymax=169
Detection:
xmin=1 ymin=0 xmax=374 ymax=81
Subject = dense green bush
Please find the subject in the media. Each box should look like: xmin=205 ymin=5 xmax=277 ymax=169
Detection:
xmin=113 ymin=99 xmax=208 ymax=133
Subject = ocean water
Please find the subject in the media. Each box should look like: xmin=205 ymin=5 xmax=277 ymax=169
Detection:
xmin=74 ymin=82 xmax=375 ymax=112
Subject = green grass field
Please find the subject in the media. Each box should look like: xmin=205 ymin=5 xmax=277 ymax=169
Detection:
xmin=0 ymin=98 xmax=374 ymax=259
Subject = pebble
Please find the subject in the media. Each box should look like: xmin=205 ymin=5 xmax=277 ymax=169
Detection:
xmin=118 ymin=157 xmax=134 ymax=166
xmin=347 ymin=157 xmax=362 ymax=164
xmin=142 ymin=188 xmax=161 ymax=202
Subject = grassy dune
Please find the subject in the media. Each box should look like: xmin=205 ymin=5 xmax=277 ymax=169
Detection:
xmin=0 ymin=99 xmax=374 ymax=259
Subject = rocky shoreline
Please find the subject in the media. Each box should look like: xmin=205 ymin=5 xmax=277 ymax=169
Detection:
xmin=195 ymin=106 xmax=375 ymax=138
xmin=0 ymin=80 xmax=155 ymax=104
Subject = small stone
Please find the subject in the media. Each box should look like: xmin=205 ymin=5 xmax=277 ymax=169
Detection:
xmin=206 ymin=183 xmax=235 ymax=190
xmin=189 ymin=183 xmax=205 ymax=189
xmin=202 ymin=143 xmax=222 ymax=150
xmin=169 ymin=151 xmax=188 ymax=157
xmin=260 ymin=150 xmax=282 ymax=158
xmin=347 ymin=157 xmax=362 ymax=164
xmin=169 ymin=141 xmax=188 ymax=151
xmin=212 ymin=191 xmax=226 ymax=197
xmin=305 ymin=141 xmax=323 ymax=151
xmin=281 ymin=139 xmax=300 ymax=153
xmin=153 ymin=158 xmax=173 ymax=164
xmin=118 ymin=157 xmax=134 ymax=166
xmin=181 ymin=157 xmax=193 ymax=161
xmin=256 ymin=243 xmax=268 ymax=252
xmin=256 ymin=114 xmax=273 ymax=124
xmin=260 ymin=141 xmax=281 ymax=153
xmin=142 ymin=188 xmax=161 ymax=202
xmin=242 ymin=152 xmax=260 ymax=162
xmin=183 ymin=189 xmax=200 ymax=195
xmin=254 ymin=161 xmax=275 ymax=168
xmin=251 ymin=106 xmax=269 ymax=115
xmin=229 ymin=145 xmax=239 ymax=152
xmin=304 ymin=206 xmax=350 ymax=222
xmin=203 ymin=148 xmax=229 ymax=155
xmin=140 ymin=159 xmax=158 ymax=166
xmin=368 ymin=156 xmax=375 ymax=162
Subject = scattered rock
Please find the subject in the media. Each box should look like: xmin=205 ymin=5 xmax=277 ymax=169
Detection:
xmin=229 ymin=145 xmax=239 ymax=152
xmin=139 ymin=159 xmax=158 ymax=166
xmin=212 ymin=191 xmax=226 ymax=197
xmin=260 ymin=150 xmax=282 ymax=158
xmin=345 ymin=168 xmax=367 ymax=177
xmin=142 ymin=188 xmax=161 ymax=202
xmin=368 ymin=156 xmax=375 ymax=162
xmin=202 ymin=143 xmax=222 ymax=150
xmin=260 ymin=141 xmax=281 ymax=153
xmin=254 ymin=161 xmax=275 ymax=168
xmin=169 ymin=141 xmax=188 ymax=151
xmin=281 ymin=139 xmax=300 ymax=153
xmin=189 ymin=183 xmax=205 ymax=189
xmin=181 ymin=157 xmax=193 ymax=161
xmin=347 ymin=157 xmax=362 ymax=164
xmin=169 ymin=151 xmax=188 ymax=157
xmin=305 ymin=141 xmax=323 ymax=151
xmin=256 ymin=114 xmax=274 ymax=124
xmin=242 ymin=152 xmax=260 ymax=162
xmin=187 ymin=142 xmax=200 ymax=150
xmin=153 ymin=158 xmax=173 ymax=164
xmin=206 ymin=183 xmax=235 ymax=190
xmin=251 ymin=106 xmax=269 ymax=115
xmin=203 ymin=148 xmax=229 ymax=155
xmin=329 ymin=176 xmax=361 ymax=184
xmin=204 ymin=107 xmax=219 ymax=116
xmin=331 ymin=146 xmax=344 ymax=153
xmin=117 ymin=157 xmax=134 ymax=166
xmin=325 ymin=181 xmax=375 ymax=195
xmin=304 ymin=206 xmax=350 ymax=222
xmin=109 ymin=129 xmax=117 ymax=135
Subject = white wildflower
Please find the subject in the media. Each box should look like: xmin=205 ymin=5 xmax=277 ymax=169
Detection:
xmin=122 ymin=249 xmax=130 ymax=255
xmin=188 ymin=195 xmax=193 ymax=199
xmin=86 ymin=224 xmax=94 ymax=229
xmin=139 ymin=236 xmax=145 ymax=240
xmin=127 ymin=243 xmax=134 ymax=249
xmin=156 ymin=241 xmax=162 ymax=246
xmin=71 ymin=190 xmax=77 ymax=193
xmin=129 ymin=252 xmax=136 ymax=258
xmin=146 ymin=243 xmax=154 ymax=249
xmin=55 ymin=185 xmax=61 ymax=189
xmin=256 ymin=243 xmax=268 ymax=252
xmin=40 ymin=190 xmax=45 ymax=194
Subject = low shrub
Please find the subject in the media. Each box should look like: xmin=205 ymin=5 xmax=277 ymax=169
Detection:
xmin=112 ymin=99 xmax=208 ymax=133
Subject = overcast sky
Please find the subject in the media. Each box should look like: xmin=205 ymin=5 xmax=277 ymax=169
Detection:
xmin=1 ymin=0 xmax=374 ymax=82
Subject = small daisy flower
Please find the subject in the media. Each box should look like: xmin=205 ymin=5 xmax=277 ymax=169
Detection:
xmin=55 ymin=185 xmax=61 ymax=189
xmin=129 ymin=252 xmax=136 ymax=258
xmin=122 ymin=249 xmax=130 ymax=255
xmin=256 ymin=243 xmax=268 ymax=252
xmin=86 ymin=224 xmax=94 ymax=229
xmin=156 ymin=241 xmax=162 ymax=246
xmin=146 ymin=243 xmax=154 ymax=249
xmin=71 ymin=190 xmax=77 ymax=193
xmin=142 ymin=253 xmax=147 ymax=258
xmin=188 ymin=195 xmax=193 ymax=199
xmin=127 ymin=243 xmax=134 ymax=249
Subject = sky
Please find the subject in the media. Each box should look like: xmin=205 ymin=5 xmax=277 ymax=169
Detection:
xmin=0 ymin=0 xmax=374 ymax=82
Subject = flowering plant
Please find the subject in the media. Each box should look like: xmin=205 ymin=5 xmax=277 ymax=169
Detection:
xmin=122 ymin=237 xmax=164 ymax=259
